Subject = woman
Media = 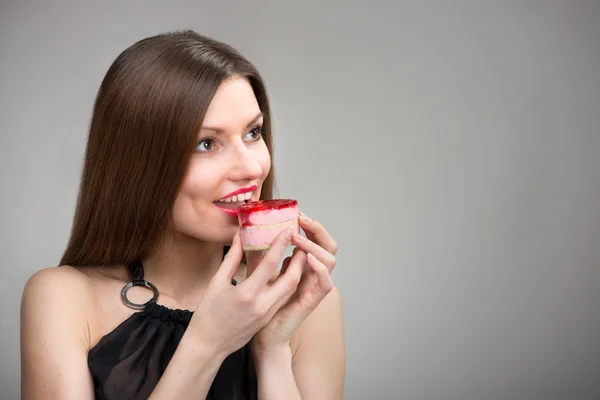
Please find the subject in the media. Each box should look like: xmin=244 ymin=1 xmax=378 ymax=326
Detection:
xmin=20 ymin=30 xmax=345 ymax=399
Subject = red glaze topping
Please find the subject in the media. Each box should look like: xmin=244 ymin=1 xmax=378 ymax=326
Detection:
xmin=238 ymin=199 xmax=298 ymax=215
xmin=238 ymin=199 xmax=298 ymax=228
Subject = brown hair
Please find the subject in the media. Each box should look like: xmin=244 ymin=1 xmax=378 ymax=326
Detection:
xmin=60 ymin=30 xmax=276 ymax=267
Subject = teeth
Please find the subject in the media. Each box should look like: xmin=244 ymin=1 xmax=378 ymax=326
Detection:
xmin=217 ymin=191 xmax=252 ymax=203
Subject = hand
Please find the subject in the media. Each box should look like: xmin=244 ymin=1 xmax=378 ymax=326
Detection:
xmin=188 ymin=228 xmax=305 ymax=358
xmin=247 ymin=213 xmax=338 ymax=352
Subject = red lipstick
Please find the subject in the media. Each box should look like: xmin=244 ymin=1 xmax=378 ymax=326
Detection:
xmin=215 ymin=206 xmax=241 ymax=217
xmin=213 ymin=184 xmax=259 ymax=217
xmin=219 ymin=184 xmax=258 ymax=200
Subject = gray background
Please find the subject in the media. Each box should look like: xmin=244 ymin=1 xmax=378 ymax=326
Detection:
xmin=1 ymin=1 xmax=599 ymax=399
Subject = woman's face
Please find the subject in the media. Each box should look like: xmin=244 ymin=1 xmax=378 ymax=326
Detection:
xmin=172 ymin=76 xmax=271 ymax=244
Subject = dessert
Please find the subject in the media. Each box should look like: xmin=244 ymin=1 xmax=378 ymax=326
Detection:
xmin=238 ymin=199 xmax=300 ymax=250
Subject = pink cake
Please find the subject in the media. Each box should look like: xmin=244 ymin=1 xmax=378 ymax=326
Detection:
xmin=237 ymin=199 xmax=300 ymax=251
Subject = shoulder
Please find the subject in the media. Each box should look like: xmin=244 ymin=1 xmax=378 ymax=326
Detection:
xmin=23 ymin=264 xmax=93 ymax=291
xmin=22 ymin=265 xmax=95 ymax=308
xmin=22 ymin=265 xmax=95 ymax=307
xmin=21 ymin=265 xmax=96 ymax=346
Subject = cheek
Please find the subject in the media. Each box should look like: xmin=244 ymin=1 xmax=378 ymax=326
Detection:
xmin=256 ymin=144 xmax=272 ymax=180
xmin=171 ymin=163 xmax=221 ymax=232
xmin=181 ymin=161 xmax=219 ymax=195
xmin=173 ymin=163 xmax=220 ymax=214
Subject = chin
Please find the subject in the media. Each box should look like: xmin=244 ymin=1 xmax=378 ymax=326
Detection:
xmin=225 ymin=228 xmax=239 ymax=245
xmin=211 ymin=226 xmax=240 ymax=246
xmin=175 ymin=208 xmax=242 ymax=245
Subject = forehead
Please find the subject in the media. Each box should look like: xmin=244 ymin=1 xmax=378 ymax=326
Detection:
xmin=202 ymin=77 xmax=262 ymax=127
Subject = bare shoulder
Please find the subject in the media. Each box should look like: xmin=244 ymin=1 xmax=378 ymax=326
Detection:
xmin=23 ymin=264 xmax=94 ymax=293
xmin=21 ymin=265 xmax=96 ymax=357
xmin=22 ymin=265 xmax=95 ymax=315
xmin=20 ymin=265 xmax=97 ymax=399
xmin=291 ymin=286 xmax=345 ymax=399
xmin=22 ymin=265 xmax=95 ymax=326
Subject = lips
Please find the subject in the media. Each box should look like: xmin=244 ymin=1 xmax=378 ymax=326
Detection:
xmin=216 ymin=185 xmax=258 ymax=203
xmin=214 ymin=204 xmax=242 ymax=217
xmin=214 ymin=186 xmax=259 ymax=217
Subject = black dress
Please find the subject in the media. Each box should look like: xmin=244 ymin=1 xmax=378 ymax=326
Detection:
xmin=87 ymin=261 xmax=257 ymax=399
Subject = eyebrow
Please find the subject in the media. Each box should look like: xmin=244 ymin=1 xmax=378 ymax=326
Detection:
xmin=201 ymin=112 xmax=264 ymax=134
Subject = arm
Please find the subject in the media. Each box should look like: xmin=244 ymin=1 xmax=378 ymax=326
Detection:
xmin=148 ymin=332 xmax=227 ymax=399
xmin=20 ymin=267 xmax=95 ymax=399
xmin=154 ymin=229 xmax=307 ymax=399
xmin=253 ymin=286 xmax=346 ymax=400
xmin=292 ymin=286 xmax=345 ymax=399
xmin=253 ymin=344 xmax=301 ymax=399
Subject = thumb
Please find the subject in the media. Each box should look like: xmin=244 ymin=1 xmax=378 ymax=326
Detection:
xmin=216 ymin=232 xmax=244 ymax=284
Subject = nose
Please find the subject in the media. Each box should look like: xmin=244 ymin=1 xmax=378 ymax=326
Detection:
xmin=228 ymin=143 xmax=263 ymax=182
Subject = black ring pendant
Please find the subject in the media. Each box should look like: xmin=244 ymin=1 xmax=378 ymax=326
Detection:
xmin=121 ymin=279 xmax=159 ymax=310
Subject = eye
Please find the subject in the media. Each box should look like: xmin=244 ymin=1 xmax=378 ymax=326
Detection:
xmin=196 ymin=138 xmax=215 ymax=153
xmin=245 ymin=125 xmax=263 ymax=141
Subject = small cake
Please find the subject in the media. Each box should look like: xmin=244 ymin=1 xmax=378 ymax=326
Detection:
xmin=238 ymin=199 xmax=300 ymax=251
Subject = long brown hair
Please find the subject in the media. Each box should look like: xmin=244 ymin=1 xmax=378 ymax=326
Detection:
xmin=60 ymin=30 xmax=276 ymax=267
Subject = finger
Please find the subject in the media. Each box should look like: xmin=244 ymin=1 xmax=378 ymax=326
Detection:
xmin=242 ymin=227 xmax=293 ymax=291
xmin=298 ymin=214 xmax=339 ymax=255
xmin=306 ymin=253 xmax=334 ymax=293
xmin=245 ymin=250 xmax=265 ymax=277
xmin=279 ymin=256 xmax=292 ymax=276
xmin=291 ymin=233 xmax=336 ymax=272
xmin=215 ymin=232 xmax=244 ymax=284
xmin=267 ymin=256 xmax=294 ymax=307
xmin=265 ymin=249 xmax=306 ymax=306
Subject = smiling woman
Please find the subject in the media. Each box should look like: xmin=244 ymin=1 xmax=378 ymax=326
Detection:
xmin=20 ymin=30 xmax=345 ymax=400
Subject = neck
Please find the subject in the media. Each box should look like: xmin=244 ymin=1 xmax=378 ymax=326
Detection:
xmin=142 ymin=232 xmax=224 ymax=309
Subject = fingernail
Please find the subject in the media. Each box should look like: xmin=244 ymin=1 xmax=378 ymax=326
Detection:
xmin=232 ymin=233 xmax=239 ymax=244
xmin=300 ymin=212 xmax=311 ymax=221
